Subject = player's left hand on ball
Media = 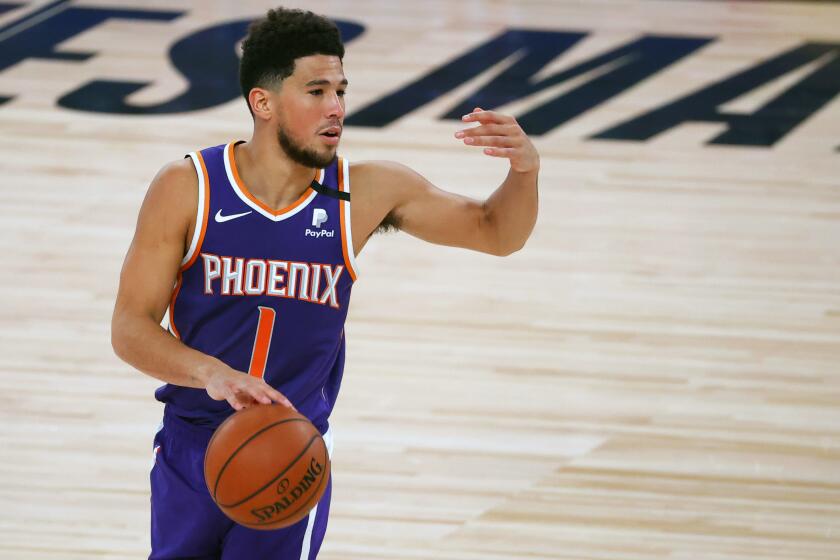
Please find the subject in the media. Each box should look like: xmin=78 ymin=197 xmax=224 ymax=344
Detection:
xmin=455 ymin=107 xmax=540 ymax=174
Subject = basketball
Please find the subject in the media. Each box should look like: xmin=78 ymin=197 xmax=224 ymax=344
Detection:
xmin=204 ymin=404 xmax=331 ymax=530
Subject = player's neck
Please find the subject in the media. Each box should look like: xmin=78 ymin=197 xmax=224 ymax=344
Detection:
xmin=234 ymin=138 xmax=317 ymax=210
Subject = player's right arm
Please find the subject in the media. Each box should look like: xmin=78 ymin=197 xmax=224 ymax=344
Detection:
xmin=110 ymin=159 xmax=293 ymax=411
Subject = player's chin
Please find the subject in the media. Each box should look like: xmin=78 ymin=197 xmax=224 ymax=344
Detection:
xmin=317 ymin=144 xmax=339 ymax=162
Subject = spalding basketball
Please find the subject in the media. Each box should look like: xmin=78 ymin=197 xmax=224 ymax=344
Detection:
xmin=204 ymin=404 xmax=330 ymax=530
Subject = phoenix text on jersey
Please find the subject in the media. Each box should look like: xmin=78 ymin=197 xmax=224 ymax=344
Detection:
xmin=201 ymin=253 xmax=345 ymax=308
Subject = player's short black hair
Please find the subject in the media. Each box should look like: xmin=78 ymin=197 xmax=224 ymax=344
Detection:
xmin=239 ymin=7 xmax=345 ymax=114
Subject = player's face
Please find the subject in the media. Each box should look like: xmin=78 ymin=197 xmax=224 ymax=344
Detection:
xmin=273 ymin=54 xmax=347 ymax=168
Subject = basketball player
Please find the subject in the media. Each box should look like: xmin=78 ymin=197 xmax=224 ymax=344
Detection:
xmin=111 ymin=7 xmax=539 ymax=560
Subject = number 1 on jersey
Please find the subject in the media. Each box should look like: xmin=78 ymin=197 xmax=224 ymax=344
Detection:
xmin=248 ymin=306 xmax=276 ymax=378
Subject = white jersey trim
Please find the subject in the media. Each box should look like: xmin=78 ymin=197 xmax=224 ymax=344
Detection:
xmin=341 ymin=158 xmax=360 ymax=279
xmin=223 ymin=142 xmax=322 ymax=222
xmin=181 ymin=152 xmax=206 ymax=267
xmin=299 ymin=427 xmax=332 ymax=560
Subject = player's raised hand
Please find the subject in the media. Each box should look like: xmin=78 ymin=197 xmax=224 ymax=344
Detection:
xmin=455 ymin=107 xmax=540 ymax=174
xmin=205 ymin=367 xmax=296 ymax=411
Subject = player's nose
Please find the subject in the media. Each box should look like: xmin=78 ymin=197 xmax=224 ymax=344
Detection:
xmin=326 ymin=92 xmax=345 ymax=120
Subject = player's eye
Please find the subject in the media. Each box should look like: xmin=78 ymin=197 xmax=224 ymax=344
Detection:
xmin=337 ymin=90 xmax=346 ymax=97
xmin=309 ymin=89 xmax=323 ymax=96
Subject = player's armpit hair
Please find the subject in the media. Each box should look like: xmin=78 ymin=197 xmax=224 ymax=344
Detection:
xmin=372 ymin=210 xmax=402 ymax=236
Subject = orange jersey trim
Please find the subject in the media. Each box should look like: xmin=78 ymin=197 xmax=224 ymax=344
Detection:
xmin=171 ymin=150 xmax=210 ymax=339
xmin=337 ymin=157 xmax=358 ymax=282
xmin=227 ymin=143 xmax=317 ymax=217
xmin=168 ymin=273 xmax=184 ymax=340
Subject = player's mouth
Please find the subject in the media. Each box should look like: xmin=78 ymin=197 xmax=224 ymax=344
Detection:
xmin=318 ymin=125 xmax=342 ymax=146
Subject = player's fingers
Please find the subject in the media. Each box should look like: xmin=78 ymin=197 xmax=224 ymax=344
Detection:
xmin=266 ymin=387 xmax=295 ymax=410
xmin=241 ymin=382 xmax=277 ymax=406
xmin=245 ymin=379 xmax=295 ymax=410
xmin=455 ymin=123 xmax=510 ymax=139
xmin=461 ymin=109 xmax=514 ymax=124
xmin=463 ymin=135 xmax=518 ymax=148
xmin=228 ymin=394 xmax=248 ymax=411
xmin=482 ymin=147 xmax=516 ymax=157
xmin=230 ymin=382 xmax=262 ymax=408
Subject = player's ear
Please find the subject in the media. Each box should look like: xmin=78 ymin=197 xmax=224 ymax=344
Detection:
xmin=248 ymin=88 xmax=272 ymax=121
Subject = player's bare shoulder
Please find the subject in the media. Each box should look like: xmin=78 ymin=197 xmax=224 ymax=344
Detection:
xmin=138 ymin=157 xmax=201 ymax=248
xmin=145 ymin=157 xmax=199 ymax=217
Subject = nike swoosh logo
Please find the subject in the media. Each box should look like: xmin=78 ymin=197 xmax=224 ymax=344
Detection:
xmin=215 ymin=209 xmax=252 ymax=223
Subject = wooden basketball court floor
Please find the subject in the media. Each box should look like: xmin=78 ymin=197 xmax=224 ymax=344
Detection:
xmin=1 ymin=0 xmax=839 ymax=558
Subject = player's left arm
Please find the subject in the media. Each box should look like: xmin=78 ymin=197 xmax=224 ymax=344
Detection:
xmin=351 ymin=108 xmax=539 ymax=256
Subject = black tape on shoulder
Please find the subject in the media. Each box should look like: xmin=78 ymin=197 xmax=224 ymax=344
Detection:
xmin=310 ymin=180 xmax=350 ymax=201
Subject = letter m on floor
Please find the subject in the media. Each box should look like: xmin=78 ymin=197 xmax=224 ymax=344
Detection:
xmin=345 ymin=30 xmax=712 ymax=135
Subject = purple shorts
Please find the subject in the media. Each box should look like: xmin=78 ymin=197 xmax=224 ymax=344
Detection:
xmin=150 ymin=407 xmax=332 ymax=560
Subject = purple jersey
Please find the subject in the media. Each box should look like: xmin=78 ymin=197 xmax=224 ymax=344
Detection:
xmin=156 ymin=141 xmax=358 ymax=431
